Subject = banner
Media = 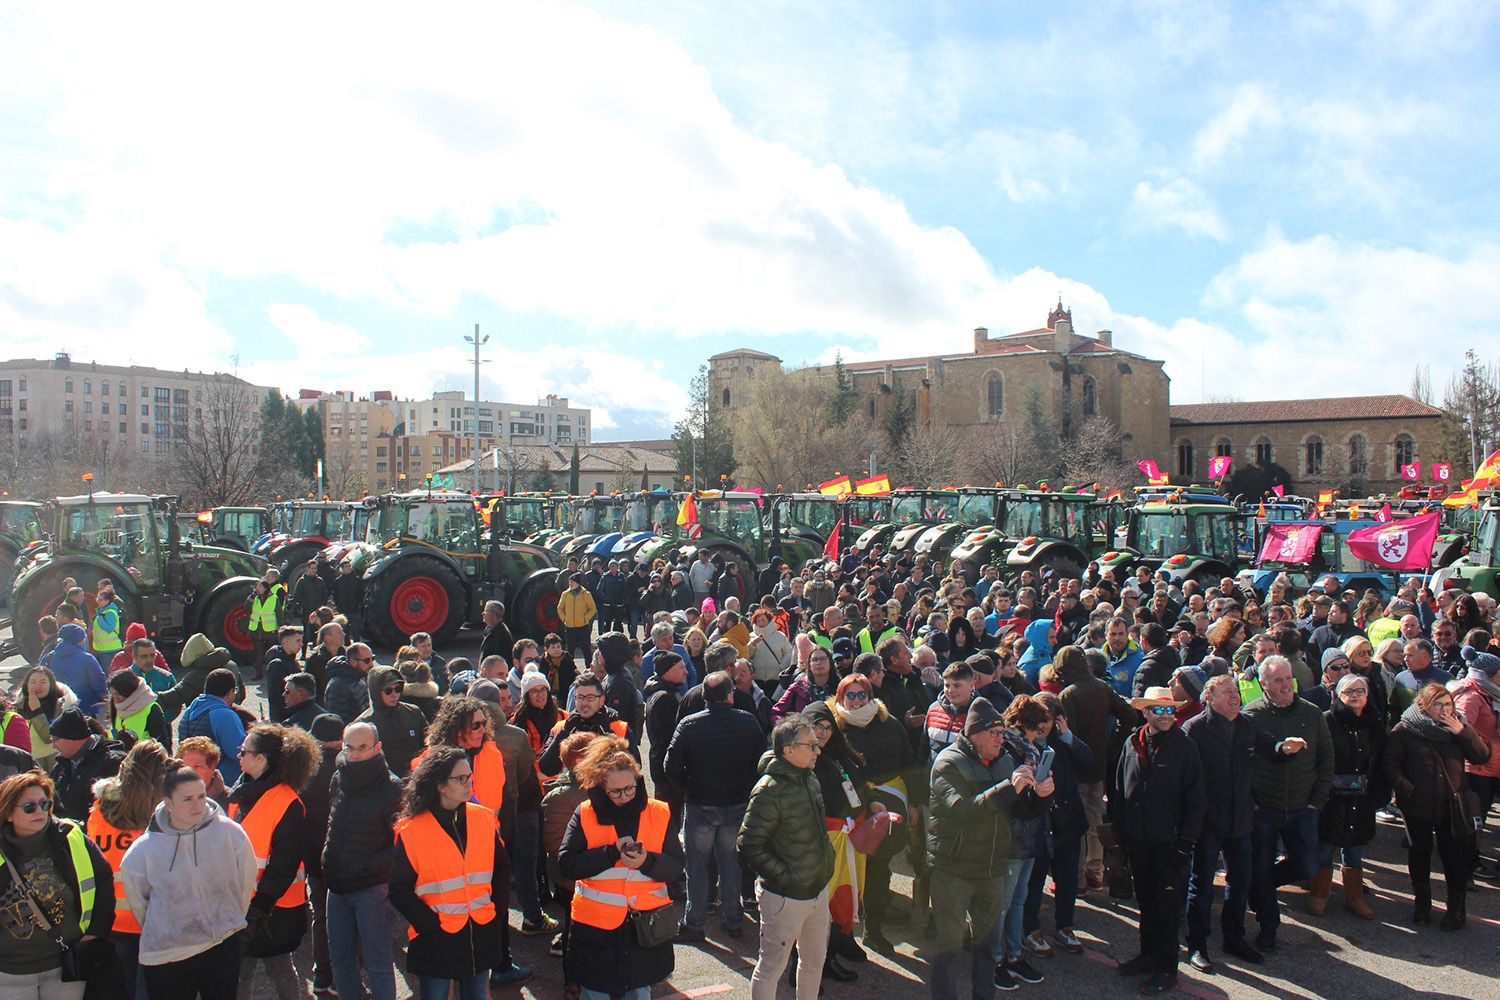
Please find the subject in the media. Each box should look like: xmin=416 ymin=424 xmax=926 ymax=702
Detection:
xmin=1257 ymin=522 xmax=1325 ymax=565
xmin=1270 ymin=484 xmax=1285 ymax=498
xmin=1376 ymin=502 xmax=1392 ymax=523
xmin=823 ymin=520 xmax=841 ymax=560
xmin=1137 ymin=459 xmax=1160 ymax=480
xmin=1346 ymin=512 xmax=1440 ymax=571
xmin=1431 ymin=463 xmax=1451 ymax=482
xmin=1148 ymin=473 xmax=1170 ymax=486
xmin=1208 ymin=455 xmax=1232 ymax=479
xmin=1400 ymin=463 xmax=1421 ymax=481
xmin=1473 ymin=449 xmax=1500 ymax=490
xmin=855 ymin=475 xmax=891 ymax=496
xmin=819 ymin=475 xmax=853 ymax=497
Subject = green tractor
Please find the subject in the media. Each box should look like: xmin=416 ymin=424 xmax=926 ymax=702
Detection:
xmin=763 ymin=493 xmax=841 ymax=549
xmin=1094 ymin=490 xmax=1249 ymax=588
xmin=202 ymin=506 xmax=271 ymax=552
xmin=632 ymin=491 xmax=823 ymax=598
xmin=1438 ymin=494 xmax=1499 ymax=597
xmin=10 ymin=492 xmax=265 ymax=663
xmin=947 ymin=489 xmax=1103 ymax=582
xmin=0 ymin=500 xmax=44 ymax=605
xmin=830 ymin=494 xmax=891 ymax=555
xmin=484 ymin=494 xmax=563 ymax=542
xmin=357 ymin=491 xmax=560 ymax=648
xmin=911 ymin=488 xmax=1004 ymax=570
xmin=850 ymin=488 xmax=956 ymax=556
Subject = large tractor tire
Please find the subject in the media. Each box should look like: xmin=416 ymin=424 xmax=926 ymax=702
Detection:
xmin=512 ymin=570 xmax=563 ymax=640
xmin=274 ymin=541 xmax=325 ymax=584
xmin=11 ymin=564 xmax=135 ymax=665
xmin=0 ymin=539 xmax=18 ymax=609
xmin=364 ymin=557 xmax=467 ymax=649
xmin=197 ymin=580 xmax=258 ymax=660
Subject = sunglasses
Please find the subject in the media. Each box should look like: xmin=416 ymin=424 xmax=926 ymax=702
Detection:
xmin=18 ymin=799 xmax=52 ymax=815
xmin=467 ymin=720 xmax=487 ymax=732
xmin=1146 ymin=706 xmax=1175 ymax=717
xmin=843 ymin=691 xmax=870 ymax=704
xmin=381 ymin=684 xmax=405 ymax=696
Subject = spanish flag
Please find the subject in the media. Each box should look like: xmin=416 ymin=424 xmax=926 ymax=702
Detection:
xmin=676 ymin=493 xmax=702 ymax=538
xmin=855 ymin=475 xmax=891 ymax=496
xmin=819 ymin=475 xmax=853 ymax=497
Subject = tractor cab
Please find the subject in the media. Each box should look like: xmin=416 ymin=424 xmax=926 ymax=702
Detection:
xmin=1439 ymin=495 xmax=1500 ymax=597
xmin=1097 ymin=491 xmax=1247 ymax=586
xmin=949 ymin=489 xmax=1098 ymax=582
xmin=912 ymin=488 xmax=1003 ymax=569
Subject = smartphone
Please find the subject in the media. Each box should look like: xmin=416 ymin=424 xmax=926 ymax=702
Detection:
xmin=1033 ymin=747 xmax=1055 ymax=784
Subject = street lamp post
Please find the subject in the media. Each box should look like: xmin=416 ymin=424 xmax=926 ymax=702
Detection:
xmin=464 ymin=324 xmax=489 ymax=495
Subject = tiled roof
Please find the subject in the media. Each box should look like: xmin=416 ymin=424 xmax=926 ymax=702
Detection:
xmin=1170 ymin=395 xmax=1443 ymax=425
xmin=709 ymin=348 xmax=781 ymax=362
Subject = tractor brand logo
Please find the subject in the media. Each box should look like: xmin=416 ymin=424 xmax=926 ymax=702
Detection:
xmin=1378 ymin=529 xmax=1409 ymax=564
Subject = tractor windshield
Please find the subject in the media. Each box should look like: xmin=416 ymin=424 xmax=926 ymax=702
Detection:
xmin=1004 ymin=500 xmax=1045 ymax=538
xmin=841 ymin=498 xmax=886 ymax=528
xmin=272 ymin=505 xmax=294 ymax=534
xmin=701 ymin=498 xmax=762 ymax=542
xmin=622 ymin=498 xmax=652 ymax=533
xmin=649 ymin=495 xmax=679 ymax=531
xmin=789 ymin=499 xmax=839 ymax=535
xmin=0 ymin=506 xmax=39 ymax=542
xmin=1474 ymin=509 xmax=1500 ymax=565
xmin=1134 ymin=511 xmax=1191 ymax=558
xmin=957 ymin=494 xmax=995 ymax=527
xmin=62 ymin=501 xmax=163 ymax=585
xmin=506 ymin=500 xmax=546 ymax=536
xmin=404 ymin=502 xmax=479 ymax=552
xmin=890 ymin=496 xmax=926 ymax=524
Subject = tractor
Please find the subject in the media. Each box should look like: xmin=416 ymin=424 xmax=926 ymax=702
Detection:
xmin=201 ymin=506 xmax=271 ymax=552
xmin=9 ymin=492 xmax=265 ymax=663
xmin=1437 ymin=494 xmax=1500 ymax=597
xmin=262 ymin=501 xmax=349 ymax=582
xmin=1094 ymin=490 xmax=1250 ymax=588
xmin=850 ymin=488 xmax=958 ymax=557
xmin=603 ymin=490 xmax=682 ymax=563
xmin=763 ymin=493 xmax=842 ymax=549
xmin=911 ymin=488 xmax=1004 ymax=571
xmin=947 ymin=489 xmax=1102 ymax=583
xmin=357 ymin=491 xmax=560 ymax=648
xmin=0 ymin=500 xmax=44 ymax=605
xmin=829 ymin=494 xmax=891 ymax=555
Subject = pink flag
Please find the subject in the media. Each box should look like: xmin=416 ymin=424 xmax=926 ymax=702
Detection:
xmin=1346 ymin=512 xmax=1440 ymax=571
xmin=1376 ymin=503 xmax=1392 ymax=523
xmin=1208 ymin=455 xmax=1232 ymax=479
xmin=1257 ymin=522 xmax=1325 ymax=565
xmin=1137 ymin=459 xmax=1160 ymax=480
xmin=1400 ymin=463 xmax=1421 ymax=481
xmin=1270 ymin=484 xmax=1285 ymax=497
xmin=1431 ymin=463 xmax=1451 ymax=482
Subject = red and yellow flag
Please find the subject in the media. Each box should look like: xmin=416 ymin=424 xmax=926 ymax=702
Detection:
xmin=855 ymin=475 xmax=891 ymax=496
xmin=819 ymin=475 xmax=853 ymax=497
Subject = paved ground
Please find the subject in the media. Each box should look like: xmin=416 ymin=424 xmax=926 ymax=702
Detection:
xmin=3 ymin=621 xmax=1498 ymax=998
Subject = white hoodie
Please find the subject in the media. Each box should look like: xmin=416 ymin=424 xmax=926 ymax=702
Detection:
xmin=749 ymin=622 xmax=793 ymax=682
xmin=119 ymin=798 xmax=257 ymax=965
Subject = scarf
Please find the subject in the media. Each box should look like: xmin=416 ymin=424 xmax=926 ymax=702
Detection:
xmin=1399 ymin=703 xmax=1455 ymax=744
xmin=838 ymin=699 xmax=880 ymax=728
xmin=112 ymin=683 xmax=156 ymax=722
xmin=1464 ymin=667 xmax=1500 ymax=712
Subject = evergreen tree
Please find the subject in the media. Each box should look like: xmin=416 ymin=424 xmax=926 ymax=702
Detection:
xmin=1441 ymin=349 xmax=1500 ymax=475
xmin=881 ymin=375 xmax=915 ymax=451
xmin=672 ymin=364 xmax=737 ymax=488
xmin=829 ymin=352 xmax=857 ymax=426
xmin=569 ymin=443 xmax=581 ymax=494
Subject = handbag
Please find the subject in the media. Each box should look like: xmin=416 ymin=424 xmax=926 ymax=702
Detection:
xmin=0 ymin=841 xmax=121 ymax=986
xmin=626 ymin=897 xmax=679 ymax=948
xmin=1437 ymin=760 xmax=1479 ymax=844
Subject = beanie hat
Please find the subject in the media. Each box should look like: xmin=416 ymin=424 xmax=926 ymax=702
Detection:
xmin=449 ymin=670 xmax=478 ymax=696
xmin=469 ymin=679 xmax=503 ymax=707
xmin=1172 ymin=665 xmax=1206 ymax=701
xmin=180 ymin=632 xmax=214 ymax=669
xmin=596 ymin=631 xmax=633 ymax=671
xmin=1462 ymin=644 xmax=1500 ymax=677
xmin=310 ymin=714 xmax=345 ymax=743
xmin=1321 ymin=647 xmax=1352 ymax=672
xmin=49 ymin=708 xmax=92 ymax=741
xmin=520 ymin=670 xmax=551 ymax=698
xmin=964 ymin=695 xmax=1004 ymax=736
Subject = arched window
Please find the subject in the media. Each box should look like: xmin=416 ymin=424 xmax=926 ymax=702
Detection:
xmin=1305 ymin=436 xmax=1324 ymax=477
xmin=1214 ymin=438 xmax=1233 ymax=458
xmin=985 ymin=374 xmax=1004 ymax=418
xmin=1348 ymin=434 xmax=1369 ymax=480
xmin=1081 ymin=377 xmax=1097 ymax=417
xmin=1254 ymin=437 xmax=1273 ymax=466
xmin=1176 ymin=439 xmax=1195 ymax=478
xmin=1394 ymin=434 xmax=1415 ymax=468
xmin=721 ymin=387 xmax=731 ymax=408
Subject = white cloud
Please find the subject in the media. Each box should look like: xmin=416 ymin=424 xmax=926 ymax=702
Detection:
xmin=1129 ymin=172 xmax=1228 ymax=240
xmin=1191 ymin=83 xmax=1281 ymax=168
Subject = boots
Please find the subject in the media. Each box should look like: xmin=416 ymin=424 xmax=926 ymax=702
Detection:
xmin=1342 ymin=867 xmax=1374 ymax=920
xmin=831 ymin=928 xmax=867 ymax=964
xmin=1412 ymin=879 xmax=1432 ymax=925
xmin=908 ymin=870 xmax=930 ymax=932
xmin=1306 ymin=867 xmax=1334 ymax=916
xmin=1440 ymin=885 xmax=1467 ymax=931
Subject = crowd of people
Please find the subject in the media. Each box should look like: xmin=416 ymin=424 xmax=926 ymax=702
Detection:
xmin=2 ymin=542 xmax=1498 ymax=1000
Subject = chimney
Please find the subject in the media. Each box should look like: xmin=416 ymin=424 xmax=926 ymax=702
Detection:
xmin=1096 ymin=329 xmax=1112 ymax=348
xmin=973 ymin=327 xmax=989 ymax=353
xmin=1053 ymin=314 xmax=1072 ymax=354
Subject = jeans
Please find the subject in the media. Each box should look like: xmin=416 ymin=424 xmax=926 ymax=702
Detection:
xmin=512 ymin=811 xmax=542 ymax=922
xmin=684 ymin=802 xmax=746 ymax=930
xmin=750 ymin=888 xmax=830 ymax=1000
xmin=308 ymin=875 xmax=332 ymax=989
xmin=418 ymin=974 xmax=486 ymax=1000
xmin=929 ymin=869 xmax=1007 ymax=1000
xmin=1186 ymin=830 xmax=1252 ymax=949
xmin=628 ymin=607 xmax=647 ymax=639
xmin=582 ymin=989 xmax=650 ymax=1000
xmin=1317 ymin=841 xmax=1364 ymax=868
xmin=1024 ymin=831 xmax=1082 ymax=933
xmin=141 ymin=934 xmax=241 ymax=1000
xmin=0 ymin=969 xmax=84 ymax=1000
xmin=988 ymin=857 xmax=1034 ymax=962
xmin=1250 ymin=805 xmax=1319 ymax=937
xmin=114 ymin=934 xmax=145 ymax=1000
xmin=328 ymin=884 xmax=396 ymax=1000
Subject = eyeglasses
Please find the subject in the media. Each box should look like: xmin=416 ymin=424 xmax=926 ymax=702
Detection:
xmin=447 ymin=772 xmax=474 ymax=785
xmin=604 ymin=785 xmax=637 ymax=800
xmin=18 ymin=799 xmax=52 ymax=815
xmin=1146 ymin=706 xmax=1175 ymax=717
xmin=1342 ymin=688 xmax=1369 ymax=697
xmin=381 ymin=684 xmax=405 ymax=696
xmin=467 ymin=719 xmax=488 ymax=732
xmin=575 ymin=693 xmax=602 ymax=702
xmin=792 ymin=741 xmax=822 ymax=752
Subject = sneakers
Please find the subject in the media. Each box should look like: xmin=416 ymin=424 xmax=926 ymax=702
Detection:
xmin=1022 ymin=931 xmax=1053 ymax=958
xmin=518 ymin=913 xmax=560 ymax=937
xmin=1007 ymin=957 xmax=1045 ymax=984
xmin=489 ymin=963 xmax=533 ymax=987
xmin=993 ymin=964 xmax=1021 ymax=991
xmin=1085 ymin=872 xmax=1105 ymax=892
xmin=549 ymin=934 xmax=564 ymax=958
xmin=1052 ymin=928 xmax=1084 ymax=954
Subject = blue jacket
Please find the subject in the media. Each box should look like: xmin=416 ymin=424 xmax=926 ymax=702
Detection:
xmin=1016 ymin=619 xmax=1055 ymax=686
xmin=1104 ymin=641 xmax=1145 ymax=697
xmin=51 ymin=624 xmax=107 ymax=717
xmin=640 ymin=644 xmax=696 ymax=687
xmin=179 ymin=693 xmax=248 ymax=784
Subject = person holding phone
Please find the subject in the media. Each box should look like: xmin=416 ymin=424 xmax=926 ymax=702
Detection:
xmin=987 ymin=695 xmax=1057 ymax=990
xmin=1113 ymin=685 xmax=1206 ymax=995
xmin=1020 ymin=692 xmax=1094 ymax=959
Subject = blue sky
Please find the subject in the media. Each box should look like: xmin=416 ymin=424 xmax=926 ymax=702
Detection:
xmin=2 ymin=1 xmax=1497 ymax=439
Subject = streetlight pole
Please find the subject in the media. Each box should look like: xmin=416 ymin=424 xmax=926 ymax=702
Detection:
xmin=464 ymin=324 xmax=489 ymax=495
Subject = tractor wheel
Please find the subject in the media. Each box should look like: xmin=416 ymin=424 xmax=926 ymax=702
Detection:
xmin=365 ymin=558 xmax=466 ymax=649
xmin=513 ymin=571 xmax=563 ymax=640
xmin=275 ymin=542 xmax=323 ymax=583
xmin=11 ymin=565 xmax=134 ymax=665
xmin=0 ymin=539 xmax=18 ymax=609
xmin=198 ymin=581 xmax=257 ymax=659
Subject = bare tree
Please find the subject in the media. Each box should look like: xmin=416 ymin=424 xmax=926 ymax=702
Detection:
xmin=323 ymin=435 xmax=367 ymax=499
xmin=490 ymin=443 xmax=543 ymax=494
xmin=893 ymin=424 xmax=963 ymax=487
xmin=731 ymin=369 xmax=844 ymax=488
xmin=173 ymin=375 xmax=264 ymax=507
xmin=1410 ymin=363 xmax=1434 ymax=405
xmin=1061 ymin=417 xmax=1134 ymax=490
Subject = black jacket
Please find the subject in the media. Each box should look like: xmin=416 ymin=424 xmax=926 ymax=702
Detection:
xmin=538 ymin=707 xmax=626 ymax=777
xmin=480 ymin=621 xmax=514 ymax=664
xmin=1181 ymin=708 xmax=1282 ymax=839
xmin=331 ymin=574 xmax=363 ymax=619
xmin=284 ymin=699 xmax=338 ymax=734
xmin=602 ymin=667 xmax=642 ymax=749
xmin=301 ymin=745 xmax=338 ymax=880
xmin=355 ymin=666 xmax=427 ymax=776
xmin=642 ymin=677 xmax=682 ymax=789
xmin=52 ymin=736 xmax=126 ymax=822
xmin=389 ymin=804 xmax=509 ymax=979
xmin=1042 ymin=727 xmax=1095 ymax=842
xmin=1131 ymin=646 xmax=1181 ymax=699
xmin=676 ymin=683 xmax=766 ymax=734
xmin=290 ymin=573 xmax=328 ymax=618
xmin=303 ymin=644 xmax=344 ymax=700
xmin=263 ymin=647 xmax=303 ymax=721
xmin=1111 ymin=724 xmax=1205 ymax=847
xmin=322 ymin=751 xmax=404 ymax=894
xmin=663 ymin=703 xmax=767 ymax=807
xmin=1320 ymin=701 xmax=1387 ymax=849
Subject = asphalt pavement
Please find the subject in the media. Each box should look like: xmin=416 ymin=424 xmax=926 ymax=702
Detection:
xmin=2 ymin=620 xmax=1497 ymax=998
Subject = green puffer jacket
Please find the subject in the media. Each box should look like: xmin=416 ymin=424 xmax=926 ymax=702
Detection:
xmin=738 ymin=755 xmax=835 ymax=901
xmin=927 ymin=736 xmax=1022 ymax=881
xmin=1243 ymin=696 xmax=1334 ymax=811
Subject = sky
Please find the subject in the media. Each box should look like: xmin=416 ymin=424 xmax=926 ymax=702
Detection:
xmin=2 ymin=1 xmax=1498 ymax=439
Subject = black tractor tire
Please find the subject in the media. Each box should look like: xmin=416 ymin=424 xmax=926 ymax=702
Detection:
xmin=197 ymin=580 xmax=258 ymax=661
xmin=11 ymin=564 xmax=134 ymax=665
xmin=274 ymin=542 xmax=325 ymax=583
xmin=363 ymin=557 xmax=467 ymax=650
xmin=0 ymin=539 xmax=18 ymax=609
xmin=512 ymin=571 xmax=563 ymax=641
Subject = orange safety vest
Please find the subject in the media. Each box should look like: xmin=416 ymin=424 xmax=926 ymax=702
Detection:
xmin=410 ymin=741 xmax=508 ymax=812
xmin=551 ymin=715 xmax=629 ymax=743
xmin=231 ymin=783 xmax=308 ymax=908
xmin=394 ymin=804 xmax=498 ymax=938
xmin=570 ymin=797 xmax=672 ymax=930
xmin=85 ymin=806 xmax=142 ymax=935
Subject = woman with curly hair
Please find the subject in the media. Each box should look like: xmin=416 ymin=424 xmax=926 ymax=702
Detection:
xmin=418 ymin=696 xmax=507 ymax=812
xmin=557 ymin=735 xmax=681 ymax=1000
xmin=228 ymin=723 xmax=321 ymax=999
xmin=389 ymin=745 xmax=510 ymax=999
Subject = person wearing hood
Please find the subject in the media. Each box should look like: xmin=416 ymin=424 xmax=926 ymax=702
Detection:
xmin=87 ymin=738 xmax=173 ymax=999
xmin=596 ymin=632 xmax=643 ymax=750
xmin=1452 ymin=646 xmax=1500 ymax=881
xmin=1384 ymin=682 xmax=1489 ymax=929
xmin=49 ymin=708 xmax=126 ymax=822
xmin=1016 ymin=617 xmax=1057 ymax=687
xmin=107 ymin=670 xmax=170 ymax=750
xmin=228 ymin=723 xmax=321 ymax=998
xmin=156 ymin=633 xmax=243 ymax=724
xmin=323 ymin=721 xmax=404 ymax=1000
xmin=1308 ymin=673 xmax=1387 ymax=921
xmin=178 ymin=670 xmax=247 ymax=785
xmin=1112 ymin=685 xmax=1206 ymax=995
xmin=324 ymin=644 xmax=374 ymax=725
xmin=47 ymin=623 xmax=108 ymax=721
xmin=355 ymin=665 xmax=426 ymax=778
xmin=120 ymin=762 xmax=257 ymax=1000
